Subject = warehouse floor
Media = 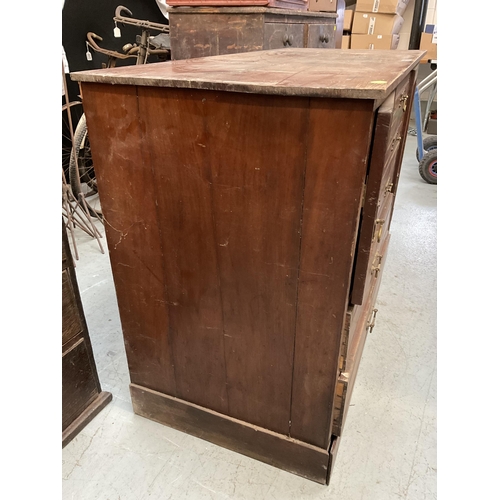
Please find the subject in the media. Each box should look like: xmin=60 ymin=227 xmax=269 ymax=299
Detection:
xmin=62 ymin=133 xmax=437 ymax=500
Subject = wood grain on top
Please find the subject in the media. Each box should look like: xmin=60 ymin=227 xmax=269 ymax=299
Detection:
xmin=71 ymin=49 xmax=425 ymax=100
xmin=165 ymin=7 xmax=336 ymax=17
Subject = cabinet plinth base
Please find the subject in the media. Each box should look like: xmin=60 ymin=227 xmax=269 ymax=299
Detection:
xmin=130 ymin=383 xmax=335 ymax=484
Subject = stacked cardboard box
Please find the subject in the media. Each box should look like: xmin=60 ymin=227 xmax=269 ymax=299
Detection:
xmin=308 ymin=0 xmax=338 ymax=12
xmin=351 ymin=0 xmax=409 ymax=50
xmin=419 ymin=24 xmax=437 ymax=62
xmin=342 ymin=7 xmax=354 ymax=49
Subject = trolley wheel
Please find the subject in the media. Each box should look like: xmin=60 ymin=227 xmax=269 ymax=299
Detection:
xmin=416 ymin=135 xmax=437 ymax=161
xmin=418 ymin=149 xmax=437 ymax=184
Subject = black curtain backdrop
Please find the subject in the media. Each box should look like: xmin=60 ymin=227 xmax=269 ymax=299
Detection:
xmin=62 ymin=0 xmax=168 ymax=171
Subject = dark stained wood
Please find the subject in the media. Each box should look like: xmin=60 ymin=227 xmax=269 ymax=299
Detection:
xmin=389 ymin=69 xmax=417 ymax=225
xmin=350 ymin=91 xmax=398 ymax=305
xmin=204 ymin=91 xmax=309 ymax=434
xmin=62 ymin=338 xmax=99 ymax=431
xmin=73 ymin=52 xmax=419 ymax=481
xmin=80 ymin=84 xmax=177 ymax=397
xmin=71 ymin=49 xmax=425 ymax=102
xmin=307 ymin=24 xmax=336 ymax=48
xmin=342 ymin=234 xmax=391 ymax=431
xmin=350 ymin=70 xmax=416 ymax=305
xmin=264 ymin=22 xmax=305 ymax=49
xmin=130 ymin=383 xmax=331 ymax=484
xmin=167 ymin=7 xmax=336 ymax=61
xmin=135 ymin=86 xmax=228 ymax=414
xmin=290 ymin=97 xmax=375 ymax=448
xmin=62 ymin=221 xmax=112 ymax=447
xmin=166 ymin=6 xmax=336 ymax=18
xmin=62 ymin=391 xmax=113 ymax=448
xmin=62 ymin=269 xmax=83 ymax=346
xmin=169 ymin=12 xmax=264 ymax=60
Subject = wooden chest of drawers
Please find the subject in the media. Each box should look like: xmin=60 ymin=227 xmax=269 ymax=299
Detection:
xmin=167 ymin=7 xmax=338 ymax=60
xmin=62 ymin=222 xmax=112 ymax=447
xmin=71 ymin=49 xmax=422 ymax=483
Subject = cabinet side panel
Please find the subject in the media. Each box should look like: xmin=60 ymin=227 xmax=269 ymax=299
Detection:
xmin=80 ymin=83 xmax=177 ymax=397
xmin=290 ymin=98 xmax=374 ymax=448
xmin=205 ymin=91 xmax=309 ymax=434
xmin=137 ymin=87 xmax=229 ymax=414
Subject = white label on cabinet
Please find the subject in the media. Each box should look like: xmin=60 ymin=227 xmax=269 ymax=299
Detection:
xmin=369 ymin=43 xmax=374 ymax=49
xmin=373 ymin=0 xmax=380 ymax=12
xmin=368 ymin=17 xmax=376 ymax=34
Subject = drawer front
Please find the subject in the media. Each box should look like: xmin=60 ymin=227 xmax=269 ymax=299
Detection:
xmin=371 ymin=192 xmax=394 ymax=254
xmin=264 ymin=23 xmax=305 ymax=49
xmin=62 ymin=338 xmax=99 ymax=431
xmin=360 ymin=228 xmax=391 ymax=311
xmin=389 ymin=76 xmax=413 ymax=140
xmin=350 ymin=81 xmax=409 ymax=306
xmin=62 ymin=269 xmax=84 ymax=346
xmin=332 ymin=233 xmax=390 ymax=437
xmin=307 ymin=24 xmax=336 ymax=48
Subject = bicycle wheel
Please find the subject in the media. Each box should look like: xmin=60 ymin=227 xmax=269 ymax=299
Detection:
xmin=69 ymin=114 xmax=101 ymax=217
xmin=62 ymin=101 xmax=83 ymax=182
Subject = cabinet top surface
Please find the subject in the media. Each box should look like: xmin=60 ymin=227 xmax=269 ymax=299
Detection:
xmin=165 ymin=6 xmax=337 ymax=18
xmin=71 ymin=49 xmax=424 ymax=100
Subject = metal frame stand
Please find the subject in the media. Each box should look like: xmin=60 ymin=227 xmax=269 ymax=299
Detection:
xmin=414 ymin=68 xmax=437 ymax=161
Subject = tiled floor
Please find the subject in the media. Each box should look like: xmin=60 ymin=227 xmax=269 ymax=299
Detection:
xmin=62 ymin=133 xmax=437 ymax=499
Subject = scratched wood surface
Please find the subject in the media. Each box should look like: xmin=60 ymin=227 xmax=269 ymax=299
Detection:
xmin=71 ymin=49 xmax=424 ymax=101
xmin=79 ymin=84 xmax=178 ymax=398
xmin=166 ymin=6 xmax=335 ymax=17
xmin=76 ymin=51 xmax=420 ymax=461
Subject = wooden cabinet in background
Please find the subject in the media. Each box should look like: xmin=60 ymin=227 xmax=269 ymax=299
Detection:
xmin=71 ymin=48 xmax=422 ymax=483
xmin=62 ymin=222 xmax=112 ymax=447
xmin=167 ymin=7 xmax=337 ymax=60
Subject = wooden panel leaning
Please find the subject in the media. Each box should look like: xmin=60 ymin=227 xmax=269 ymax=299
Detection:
xmin=71 ymin=49 xmax=423 ymax=484
xmin=62 ymin=221 xmax=112 ymax=447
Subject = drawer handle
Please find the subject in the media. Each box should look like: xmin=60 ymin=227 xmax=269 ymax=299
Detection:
xmin=400 ymin=94 xmax=409 ymax=112
xmin=391 ymin=135 xmax=402 ymax=151
xmin=374 ymin=218 xmax=385 ymax=243
xmin=368 ymin=308 xmax=378 ymax=333
xmin=371 ymin=254 xmax=383 ymax=278
xmin=319 ymin=34 xmax=330 ymax=43
xmin=282 ymin=34 xmax=294 ymax=46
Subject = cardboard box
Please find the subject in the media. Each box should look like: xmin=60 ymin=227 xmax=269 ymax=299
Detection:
xmin=352 ymin=12 xmax=404 ymax=35
xmin=355 ymin=0 xmax=409 ymax=16
xmin=419 ymin=32 xmax=437 ymax=61
xmin=342 ymin=35 xmax=351 ymax=49
xmin=343 ymin=9 xmax=354 ymax=31
xmin=308 ymin=0 xmax=337 ymax=12
xmin=350 ymin=33 xmax=400 ymax=50
xmin=426 ymin=118 xmax=437 ymax=135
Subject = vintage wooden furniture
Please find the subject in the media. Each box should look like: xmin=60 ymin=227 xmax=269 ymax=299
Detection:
xmin=62 ymin=222 xmax=112 ymax=447
xmin=71 ymin=49 xmax=423 ymax=483
xmin=166 ymin=6 xmax=337 ymax=60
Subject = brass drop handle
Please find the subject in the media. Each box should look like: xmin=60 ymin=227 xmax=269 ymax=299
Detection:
xmin=391 ymin=135 xmax=402 ymax=151
xmin=368 ymin=308 xmax=378 ymax=333
xmin=385 ymin=182 xmax=394 ymax=195
xmin=320 ymin=34 xmax=330 ymax=43
xmin=400 ymin=94 xmax=409 ymax=111
xmin=371 ymin=254 xmax=383 ymax=278
xmin=374 ymin=218 xmax=385 ymax=243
